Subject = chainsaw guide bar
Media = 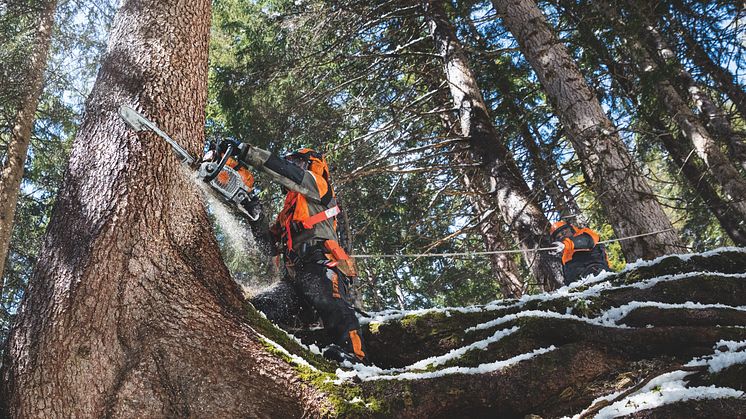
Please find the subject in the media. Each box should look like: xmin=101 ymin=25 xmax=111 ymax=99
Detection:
xmin=118 ymin=105 xmax=196 ymax=165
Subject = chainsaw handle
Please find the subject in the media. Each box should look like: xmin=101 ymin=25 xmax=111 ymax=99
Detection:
xmin=203 ymin=144 xmax=235 ymax=182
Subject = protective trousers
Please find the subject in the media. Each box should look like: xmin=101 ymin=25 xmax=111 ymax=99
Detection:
xmin=298 ymin=261 xmax=368 ymax=362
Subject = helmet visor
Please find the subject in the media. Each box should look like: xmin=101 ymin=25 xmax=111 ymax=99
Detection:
xmin=285 ymin=154 xmax=309 ymax=170
xmin=551 ymin=224 xmax=574 ymax=241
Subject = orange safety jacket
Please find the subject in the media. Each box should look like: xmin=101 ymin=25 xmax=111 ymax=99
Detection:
xmin=275 ymin=189 xmax=339 ymax=251
xmin=272 ymin=173 xmax=356 ymax=276
xmin=558 ymin=227 xmax=610 ymax=284
xmin=560 ymin=227 xmax=601 ymax=265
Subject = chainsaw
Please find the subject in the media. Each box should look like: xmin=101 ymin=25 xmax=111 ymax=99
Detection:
xmin=118 ymin=105 xmax=260 ymax=221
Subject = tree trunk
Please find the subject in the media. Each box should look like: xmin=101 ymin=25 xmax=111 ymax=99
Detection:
xmin=0 ymin=0 xmax=327 ymax=416
xmin=462 ymin=17 xmax=579 ymax=221
xmin=431 ymin=22 xmax=526 ymax=298
xmin=0 ymin=0 xmax=56 ymax=287
xmin=652 ymin=119 xmax=746 ymax=245
xmin=431 ymin=78 xmax=527 ymax=297
xmin=670 ymin=0 xmax=746 ymax=122
xmin=424 ymin=0 xmax=562 ymax=290
xmin=459 ymin=156 xmax=526 ymax=298
xmin=559 ymin=0 xmax=746 ymax=245
xmin=636 ymin=3 xmax=746 ymax=172
xmin=610 ymin=2 xmax=746 ymax=205
xmin=492 ymin=0 xmax=682 ymax=261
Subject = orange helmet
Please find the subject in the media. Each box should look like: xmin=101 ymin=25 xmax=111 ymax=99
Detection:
xmin=284 ymin=148 xmax=330 ymax=180
xmin=550 ymin=220 xmax=575 ymax=240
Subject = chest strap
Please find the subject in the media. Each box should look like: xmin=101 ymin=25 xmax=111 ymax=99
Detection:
xmin=283 ymin=203 xmax=340 ymax=251
xmin=302 ymin=205 xmax=340 ymax=229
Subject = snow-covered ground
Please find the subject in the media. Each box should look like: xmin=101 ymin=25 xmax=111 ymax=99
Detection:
xmin=569 ymin=340 xmax=746 ymax=418
xmin=262 ymin=247 xmax=746 ymax=416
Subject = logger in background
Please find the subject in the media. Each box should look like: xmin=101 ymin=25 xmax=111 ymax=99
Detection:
xmin=550 ymin=221 xmax=611 ymax=285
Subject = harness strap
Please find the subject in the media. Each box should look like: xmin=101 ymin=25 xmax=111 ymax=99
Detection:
xmin=302 ymin=205 xmax=340 ymax=229
xmin=283 ymin=194 xmax=300 ymax=250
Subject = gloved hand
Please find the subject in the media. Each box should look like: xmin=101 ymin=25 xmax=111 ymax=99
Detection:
xmin=238 ymin=193 xmax=262 ymax=221
xmin=217 ymin=138 xmax=242 ymax=157
xmin=550 ymin=241 xmax=565 ymax=256
xmin=200 ymin=148 xmax=216 ymax=163
xmin=237 ymin=142 xmax=250 ymax=161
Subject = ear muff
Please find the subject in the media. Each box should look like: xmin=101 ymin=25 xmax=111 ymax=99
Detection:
xmin=308 ymin=155 xmax=330 ymax=180
xmin=286 ymin=148 xmax=330 ymax=181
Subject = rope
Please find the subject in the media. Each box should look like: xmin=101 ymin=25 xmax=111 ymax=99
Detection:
xmin=351 ymin=228 xmax=675 ymax=259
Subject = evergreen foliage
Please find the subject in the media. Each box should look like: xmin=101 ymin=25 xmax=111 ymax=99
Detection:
xmin=1 ymin=0 xmax=744 ymax=330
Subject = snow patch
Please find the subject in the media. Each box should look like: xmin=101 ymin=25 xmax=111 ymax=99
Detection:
xmin=406 ymin=326 xmax=520 ymax=370
xmin=337 ymin=346 xmax=557 ymax=381
xmin=361 ymin=304 xmax=495 ymax=325
xmin=686 ymin=340 xmax=746 ymax=373
xmin=465 ymin=310 xmax=625 ymax=333
xmin=571 ymin=341 xmax=746 ymax=418
xmin=308 ymin=344 xmax=322 ymax=356
xmin=592 ymin=371 xmax=743 ymax=418
xmin=599 ymin=301 xmax=746 ymax=327
xmin=258 ymin=333 xmax=318 ymax=371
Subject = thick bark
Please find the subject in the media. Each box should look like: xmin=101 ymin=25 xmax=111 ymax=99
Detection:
xmin=1 ymin=0 xmax=327 ymax=416
xmin=558 ymin=1 xmax=746 ymax=244
xmin=670 ymin=0 xmax=746 ymax=122
xmin=637 ymin=4 xmax=746 ymax=172
xmin=492 ymin=0 xmax=682 ymax=261
xmin=0 ymin=0 xmax=56 ymax=286
xmin=424 ymin=0 xmax=562 ymax=290
xmin=608 ymin=2 xmax=746 ymax=206
xmin=460 ymin=163 xmax=526 ymax=297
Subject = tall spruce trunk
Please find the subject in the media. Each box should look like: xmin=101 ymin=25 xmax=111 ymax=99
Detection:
xmin=425 ymin=44 xmax=528 ymax=297
xmin=607 ymin=3 xmax=746 ymax=205
xmin=492 ymin=0 xmax=682 ymax=261
xmin=424 ymin=0 xmax=561 ymax=290
xmin=559 ymin=0 xmax=746 ymax=245
xmin=0 ymin=0 xmax=56 ymax=285
xmin=461 ymin=165 xmax=526 ymax=297
xmin=670 ymin=0 xmax=746 ymax=122
xmin=652 ymin=119 xmax=746 ymax=245
xmin=462 ymin=18 xmax=578 ymax=220
xmin=635 ymin=2 xmax=746 ymax=172
xmin=0 ymin=0 xmax=326 ymax=416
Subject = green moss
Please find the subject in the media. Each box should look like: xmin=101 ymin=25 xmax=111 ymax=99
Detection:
xmin=245 ymin=302 xmax=337 ymax=372
xmin=368 ymin=322 xmax=381 ymax=334
xmin=569 ymin=296 xmax=605 ymax=317
xmin=249 ymin=304 xmax=386 ymax=416
xmin=257 ymin=330 xmax=386 ymax=416
xmin=299 ymin=363 xmax=390 ymax=417
xmin=400 ymin=311 xmax=450 ymax=331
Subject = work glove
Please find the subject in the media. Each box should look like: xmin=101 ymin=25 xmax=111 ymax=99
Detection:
xmin=200 ymin=149 xmax=216 ymax=163
xmin=245 ymin=194 xmax=262 ymax=221
xmin=237 ymin=142 xmax=250 ymax=161
xmin=217 ymin=138 xmax=241 ymax=157
xmin=550 ymin=241 xmax=565 ymax=256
